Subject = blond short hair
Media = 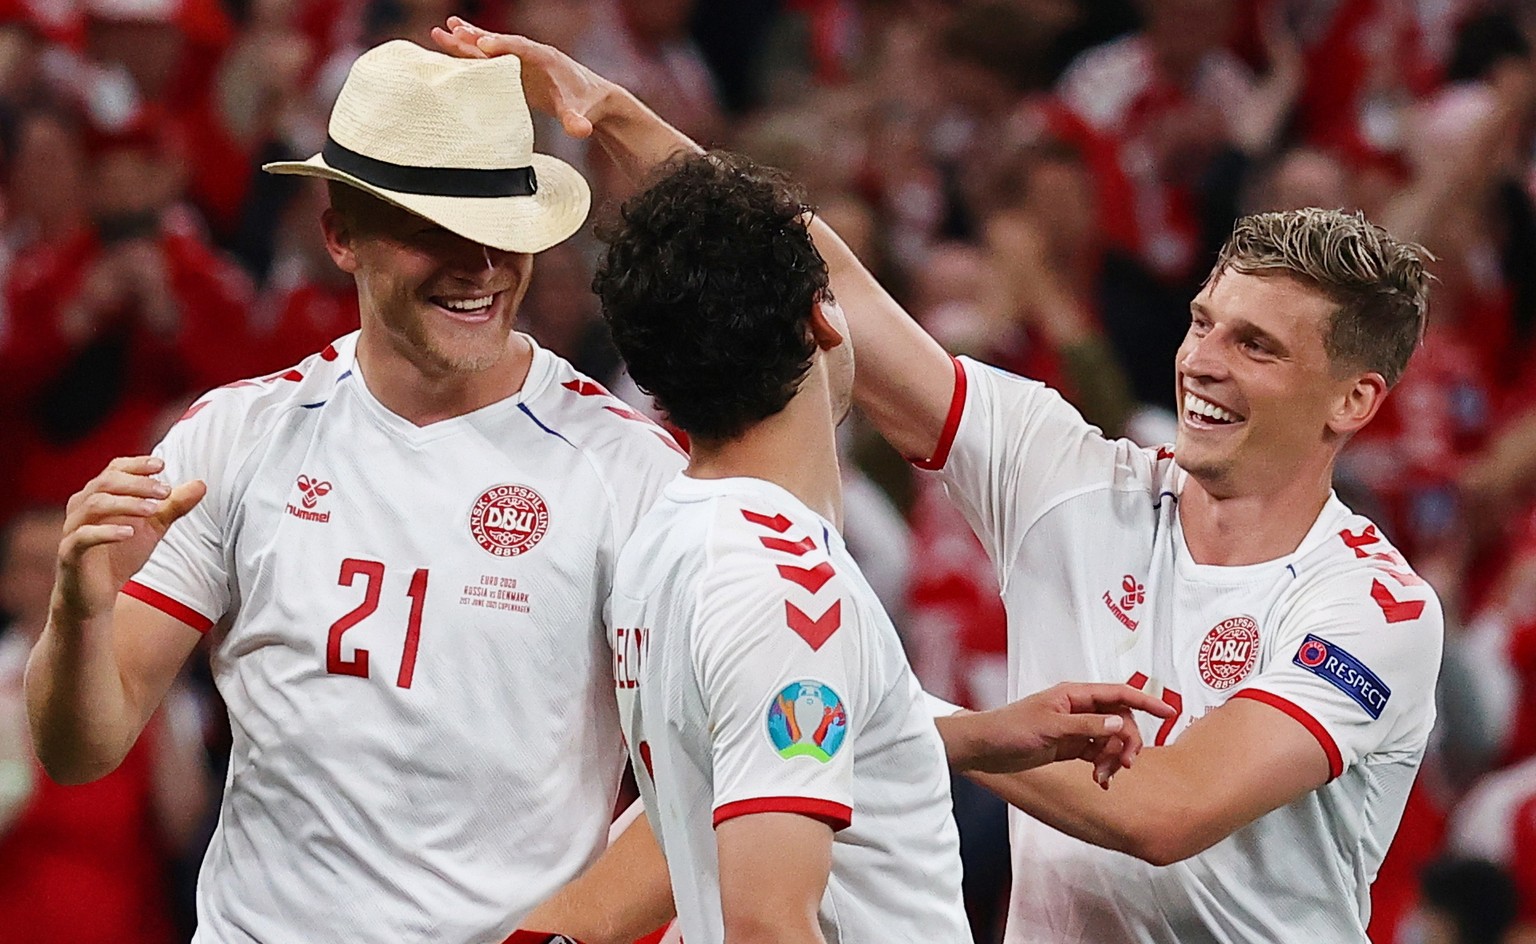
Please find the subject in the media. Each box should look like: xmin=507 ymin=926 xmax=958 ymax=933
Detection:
xmin=1211 ymin=208 xmax=1432 ymax=386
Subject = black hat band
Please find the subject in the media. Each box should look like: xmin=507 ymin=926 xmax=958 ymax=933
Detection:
xmin=322 ymin=137 xmax=538 ymax=198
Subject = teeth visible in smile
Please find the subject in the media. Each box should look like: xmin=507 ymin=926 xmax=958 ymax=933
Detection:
xmin=440 ymin=295 xmax=494 ymax=312
xmin=1184 ymin=392 xmax=1239 ymax=423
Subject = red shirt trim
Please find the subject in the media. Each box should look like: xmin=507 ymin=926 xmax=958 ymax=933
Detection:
xmin=713 ymin=796 xmax=853 ymax=832
xmin=911 ymin=356 xmax=967 ymax=471
xmin=1231 ymin=688 xmax=1344 ymax=781
xmin=501 ymin=932 xmax=585 ymax=944
xmin=122 ymin=580 xmax=215 ymax=634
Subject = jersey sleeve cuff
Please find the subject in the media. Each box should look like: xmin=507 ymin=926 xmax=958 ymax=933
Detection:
xmin=713 ymin=796 xmax=853 ymax=832
xmin=911 ymin=356 xmax=967 ymax=472
xmin=122 ymin=580 xmax=215 ymax=634
xmin=1231 ymin=688 xmax=1344 ymax=781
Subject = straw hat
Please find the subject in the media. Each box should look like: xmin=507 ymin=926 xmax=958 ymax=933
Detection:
xmin=264 ymin=40 xmax=590 ymax=254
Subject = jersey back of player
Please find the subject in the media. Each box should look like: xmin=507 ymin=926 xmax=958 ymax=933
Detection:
xmin=612 ymin=475 xmax=970 ymax=942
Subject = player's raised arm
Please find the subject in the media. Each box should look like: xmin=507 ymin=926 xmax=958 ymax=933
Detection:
xmin=430 ymin=19 xmax=958 ymax=464
xmin=25 ymin=456 xmax=207 ymax=784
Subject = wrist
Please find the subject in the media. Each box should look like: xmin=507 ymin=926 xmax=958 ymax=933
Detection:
xmin=934 ymin=710 xmax=983 ymax=770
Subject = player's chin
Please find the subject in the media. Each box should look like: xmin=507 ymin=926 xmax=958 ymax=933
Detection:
xmin=1169 ymin=439 xmax=1229 ymax=482
xmin=424 ymin=322 xmax=514 ymax=373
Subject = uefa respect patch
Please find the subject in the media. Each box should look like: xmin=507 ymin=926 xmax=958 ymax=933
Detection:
xmin=1293 ymin=634 xmax=1390 ymax=719
xmin=766 ymin=680 xmax=848 ymax=763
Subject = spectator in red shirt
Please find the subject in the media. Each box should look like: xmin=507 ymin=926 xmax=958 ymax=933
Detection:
xmin=0 ymin=114 xmax=257 ymax=513
xmin=0 ymin=506 xmax=210 ymax=944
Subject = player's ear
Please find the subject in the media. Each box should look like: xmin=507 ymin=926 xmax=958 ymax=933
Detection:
xmin=808 ymin=298 xmax=846 ymax=352
xmin=1328 ymin=369 xmax=1388 ymax=437
xmin=321 ymin=207 xmax=360 ymax=275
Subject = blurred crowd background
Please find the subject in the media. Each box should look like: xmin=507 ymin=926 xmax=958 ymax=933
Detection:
xmin=2 ymin=0 xmax=1536 ymax=942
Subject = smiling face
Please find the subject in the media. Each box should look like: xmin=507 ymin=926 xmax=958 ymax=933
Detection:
xmin=323 ymin=188 xmax=533 ymax=376
xmin=1174 ymin=269 xmax=1386 ymax=497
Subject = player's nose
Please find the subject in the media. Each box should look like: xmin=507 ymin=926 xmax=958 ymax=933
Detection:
xmin=1178 ymin=329 xmax=1229 ymax=381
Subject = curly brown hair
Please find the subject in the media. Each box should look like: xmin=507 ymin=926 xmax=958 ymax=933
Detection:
xmin=593 ymin=151 xmax=831 ymax=442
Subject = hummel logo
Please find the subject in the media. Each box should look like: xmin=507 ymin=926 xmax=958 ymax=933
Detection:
xmin=1119 ymin=575 xmax=1145 ymax=611
xmin=296 ymin=475 xmax=332 ymax=509
xmin=286 ymin=475 xmax=333 ymax=523
xmin=1103 ymin=574 xmax=1143 ymax=630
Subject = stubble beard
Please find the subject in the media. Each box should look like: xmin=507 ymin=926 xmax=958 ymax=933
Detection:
xmin=390 ymin=299 xmax=513 ymax=377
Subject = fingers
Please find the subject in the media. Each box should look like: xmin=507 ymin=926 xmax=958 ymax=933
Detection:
xmin=1091 ymin=736 xmax=1127 ymax=789
xmin=152 ymin=480 xmax=208 ymax=530
xmin=107 ymin=455 xmax=165 ymax=475
xmin=430 ymin=26 xmax=485 ymax=59
xmin=96 ymin=469 xmax=174 ymax=501
xmin=1061 ymin=682 xmax=1176 ymax=719
xmin=559 ymin=109 xmax=594 ymax=139
xmin=1082 ymin=709 xmax=1146 ymax=789
xmin=1053 ymin=711 xmax=1126 ymax=743
xmin=1111 ymin=708 xmax=1144 ymax=766
xmin=66 ymin=457 xmax=199 ymax=534
xmin=58 ymin=523 xmax=137 ymax=561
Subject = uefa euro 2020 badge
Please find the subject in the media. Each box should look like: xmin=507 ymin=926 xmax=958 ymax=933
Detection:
xmin=767 ymin=680 xmax=848 ymax=763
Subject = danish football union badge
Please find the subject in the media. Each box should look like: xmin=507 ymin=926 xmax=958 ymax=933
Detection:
xmin=1198 ymin=616 xmax=1260 ymax=690
xmin=469 ymin=484 xmax=550 ymax=558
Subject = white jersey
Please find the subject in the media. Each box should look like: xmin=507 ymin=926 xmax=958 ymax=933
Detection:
xmin=127 ymin=332 xmax=685 ymax=944
xmin=610 ymin=475 xmax=969 ymax=943
xmin=923 ymin=357 xmax=1444 ymax=944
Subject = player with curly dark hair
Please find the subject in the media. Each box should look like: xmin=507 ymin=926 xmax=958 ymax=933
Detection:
xmin=567 ymin=142 xmax=1170 ymax=942
xmin=593 ymin=151 xmax=829 ymax=442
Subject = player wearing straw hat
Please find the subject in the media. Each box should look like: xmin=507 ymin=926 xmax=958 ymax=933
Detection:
xmin=27 ymin=41 xmax=684 ymax=944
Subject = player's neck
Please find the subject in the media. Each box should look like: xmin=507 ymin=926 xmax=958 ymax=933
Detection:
xmin=1178 ymin=464 xmax=1333 ymax=566
xmin=686 ymin=381 xmax=844 ymax=530
xmin=354 ymin=330 xmax=534 ymax=426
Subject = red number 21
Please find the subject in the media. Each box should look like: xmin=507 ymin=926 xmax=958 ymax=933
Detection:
xmin=327 ymin=558 xmax=429 ymax=689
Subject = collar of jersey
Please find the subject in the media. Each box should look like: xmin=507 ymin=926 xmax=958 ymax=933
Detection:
xmin=665 ymin=474 xmax=839 ymax=543
xmin=345 ymin=333 xmax=556 ymax=445
xmin=1171 ymin=491 xmax=1348 ymax=583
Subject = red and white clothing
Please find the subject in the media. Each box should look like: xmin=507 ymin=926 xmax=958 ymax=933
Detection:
xmin=1449 ymin=755 xmax=1536 ymax=923
xmin=610 ymin=475 xmax=968 ymax=943
xmin=0 ymin=629 xmax=179 ymax=944
xmin=128 ymin=331 xmax=685 ymax=943
xmin=1055 ymin=36 xmax=1254 ymax=282
xmin=924 ymin=357 xmax=1443 ymax=944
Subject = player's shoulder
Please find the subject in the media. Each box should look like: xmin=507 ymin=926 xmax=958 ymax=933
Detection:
xmin=958 ymin=356 xmax=1155 ymax=485
xmin=166 ymin=335 xmax=356 ymax=445
xmin=528 ymin=352 xmax=687 ymax=472
xmin=693 ymin=487 xmax=843 ymax=597
xmin=1287 ymin=504 xmax=1444 ymax=634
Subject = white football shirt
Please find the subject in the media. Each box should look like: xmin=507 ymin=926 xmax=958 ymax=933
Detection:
xmin=126 ymin=332 xmax=685 ymax=944
xmin=921 ymin=357 xmax=1444 ymax=944
xmin=610 ymin=475 xmax=970 ymax=943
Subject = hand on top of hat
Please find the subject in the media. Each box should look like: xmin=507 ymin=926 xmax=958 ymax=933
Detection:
xmin=431 ymin=18 xmax=609 ymax=142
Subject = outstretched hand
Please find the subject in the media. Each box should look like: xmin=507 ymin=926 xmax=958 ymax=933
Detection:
xmin=430 ymin=17 xmax=607 ymax=141
xmin=942 ymin=682 xmax=1177 ymax=787
xmin=53 ymin=455 xmax=206 ymax=628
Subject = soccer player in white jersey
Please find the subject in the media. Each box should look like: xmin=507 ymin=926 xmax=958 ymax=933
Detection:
xmin=24 ymin=42 xmax=683 ymax=944
xmin=591 ymin=149 xmax=1170 ymax=943
xmin=434 ymin=21 xmax=1444 ymax=944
